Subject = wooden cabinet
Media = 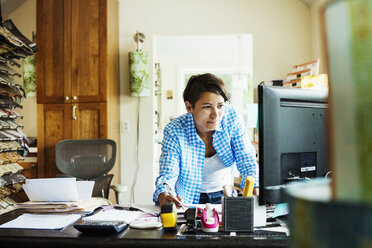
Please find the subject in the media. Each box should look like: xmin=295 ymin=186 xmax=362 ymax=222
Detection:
xmin=36 ymin=0 xmax=108 ymax=104
xmin=37 ymin=103 xmax=108 ymax=178
xmin=36 ymin=0 xmax=120 ymax=181
xmin=19 ymin=161 xmax=38 ymax=179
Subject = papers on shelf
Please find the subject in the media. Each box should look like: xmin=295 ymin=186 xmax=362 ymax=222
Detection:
xmin=15 ymin=198 xmax=104 ymax=214
xmin=0 ymin=213 xmax=81 ymax=229
xmin=22 ymin=178 xmax=94 ymax=202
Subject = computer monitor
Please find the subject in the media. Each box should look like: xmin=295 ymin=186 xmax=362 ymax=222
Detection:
xmin=258 ymin=85 xmax=329 ymax=205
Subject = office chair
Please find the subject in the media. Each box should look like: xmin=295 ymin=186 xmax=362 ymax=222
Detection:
xmin=55 ymin=139 xmax=117 ymax=200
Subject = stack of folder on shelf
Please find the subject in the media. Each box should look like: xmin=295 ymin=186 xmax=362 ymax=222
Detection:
xmin=283 ymin=59 xmax=320 ymax=88
xmin=15 ymin=178 xmax=103 ymax=214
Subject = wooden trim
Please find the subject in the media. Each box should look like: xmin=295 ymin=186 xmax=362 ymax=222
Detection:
xmin=100 ymin=0 xmax=108 ymax=102
xmin=36 ymin=0 xmax=44 ymax=104
xmin=70 ymin=0 xmax=78 ymax=102
xmin=283 ymin=78 xmax=301 ymax=85
xmin=287 ymin=68 xmax=311 ymax=76
xmin=100 ymin=102 xmax=108 ymax=138
xmin=106 ymin=0 xmax=120 ymax=202
xmin=64 ymin=0 xmax=72 ymax=103
xmin=64 ymin=104 xmax=72 ymax=139
xmin=36 ymin=104 xmax=44 ymax=178
xmin=292 ymin=59 xmax=319 ymax=69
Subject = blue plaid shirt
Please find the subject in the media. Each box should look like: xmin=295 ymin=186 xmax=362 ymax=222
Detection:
xmin=153 ymin=104 xmax=259 ymax=204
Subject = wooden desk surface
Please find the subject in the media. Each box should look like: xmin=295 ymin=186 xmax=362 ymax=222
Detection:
xmin=0 ymin=210 xmax=288 ymax=248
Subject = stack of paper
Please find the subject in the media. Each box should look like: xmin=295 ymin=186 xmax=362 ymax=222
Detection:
xmin=22 ymin=178 xmax=94 ymax=202
xmin=16 ymin=178 xmax=101 ymax=214
xmin=16 ymin=198 xmax=104 ymax=214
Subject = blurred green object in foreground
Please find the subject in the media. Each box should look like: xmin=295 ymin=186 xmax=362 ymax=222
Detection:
xmin=326 ymin=0 xmax=372 ymax=203
xmin=23 ymin=54 xmax=36 ymax=96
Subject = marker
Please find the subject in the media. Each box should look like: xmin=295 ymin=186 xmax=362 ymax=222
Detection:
xmin=163 ymin=183 xmax=185 ymax=209
xmin=232 ymin=189 xmax=238 ymax=197
xmin=242 ymin=176 xmax=255 ymax=197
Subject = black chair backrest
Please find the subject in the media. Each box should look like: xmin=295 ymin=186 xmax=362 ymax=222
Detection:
xmin=55 ymin=139 xmax=116 ymax=180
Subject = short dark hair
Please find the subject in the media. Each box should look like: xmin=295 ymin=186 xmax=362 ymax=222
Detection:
xmin=183 ymin=73 xmax=230 ymax=106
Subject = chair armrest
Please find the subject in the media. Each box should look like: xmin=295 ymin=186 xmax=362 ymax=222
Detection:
xmin=110 ymin=184 xmax=128 ymax=193
xmin=110 ymin=184 xmax=128 ymax=205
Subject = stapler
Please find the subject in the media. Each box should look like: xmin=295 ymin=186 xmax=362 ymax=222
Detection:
xmin=184 ymin=207 xmax=197 ymax=233
xmin=160 ymin=202 xmax=177 ymax=231
xmin=201 ymin=203 xmax=219 ymax=232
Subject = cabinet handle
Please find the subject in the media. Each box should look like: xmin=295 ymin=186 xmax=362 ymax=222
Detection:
xmin=72 ymin=105 xmax=77 ymax=120
xmin=73 ymin=96 xmax=77 ymax=100
xmin=65 ymin=96 xmax=69 ymax=101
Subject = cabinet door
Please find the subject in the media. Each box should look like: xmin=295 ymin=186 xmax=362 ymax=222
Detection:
xmin=71 ymin=0 xmax=107 ymax=103
xmin=36 ymin=0 xmax=71 ymax=104
xmin=37 ymin=104 xmax=72 ymax=178
xmin=71 ymin=103 xmax=107 ymax=139
xmin=36 ymin=0 xmax=107 ymax=104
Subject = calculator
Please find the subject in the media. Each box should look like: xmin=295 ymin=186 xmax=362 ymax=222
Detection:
xmin=74 ymin=221 xmax=128 ymax=234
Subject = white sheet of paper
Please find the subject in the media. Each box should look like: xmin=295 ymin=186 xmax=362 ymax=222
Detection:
xmin=24 ymin=178 xmax=76 ymax=184
xmin=23 ymin=178 xmax=79 ymax=202
xmin=253 ymin=195 xmax=267 ymax=227
xmin=0 ymin=214 xmax=81 ymax=229
xmin=76 ymin=181 xmax=95 ymax=200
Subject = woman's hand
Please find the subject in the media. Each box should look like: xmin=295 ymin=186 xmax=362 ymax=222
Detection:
xmin=158 ymin=192 xmax=184 ymax=209
xmin=253 ymin=187 xmax=259 ymax=196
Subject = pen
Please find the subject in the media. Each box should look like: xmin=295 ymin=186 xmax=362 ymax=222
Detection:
xmin=163 ymin=183 xmax=185 ymax=210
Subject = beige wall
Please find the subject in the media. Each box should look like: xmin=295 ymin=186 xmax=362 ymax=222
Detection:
xmin=6 ymin=0 xmax=37 ymax=138
xmin=119 ymin=0 xmax=315 ymax=204
xmin=310 ymin=0 xmax=330 ymax=74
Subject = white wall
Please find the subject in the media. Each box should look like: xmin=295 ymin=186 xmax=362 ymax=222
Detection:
xmin=155 ymin=35 xmax=253 ymax=128
xmin=119 ymin=0 xmax=313 ymax=204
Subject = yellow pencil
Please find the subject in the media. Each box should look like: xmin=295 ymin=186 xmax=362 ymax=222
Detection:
xmin=242 ymin=176 xmax=255 ymax=197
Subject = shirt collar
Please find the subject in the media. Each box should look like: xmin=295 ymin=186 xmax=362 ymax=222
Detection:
xmin=186 ymin=113 xmax=201 ymax=144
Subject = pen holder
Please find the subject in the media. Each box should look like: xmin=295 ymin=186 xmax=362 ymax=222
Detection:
xmin=222 ymin=196 xmax=254 ymax=232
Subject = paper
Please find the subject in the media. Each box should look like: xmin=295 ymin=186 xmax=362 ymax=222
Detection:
xmin=0 ymin=214 xmax=81 ymax=229
xmin=272 ymin=203 xmax=289 ymax=218
xmin=83 ymin=209 xmax=143 ymax=224
xmin=130 ymin=203 xmax=160 ymax=215
xmin=22 ymin=178 xmax=94 ymax=202
xmin=130 ymin=215 xmax=162 ymax=229
xmin=16 ymin=198 xmax=103 ymax=214
xmin=253 ymin=195 xmax=267 ymax=227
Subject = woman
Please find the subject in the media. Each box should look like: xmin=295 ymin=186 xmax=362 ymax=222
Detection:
xmin=153 ymin=73 xmax=258 ymax=207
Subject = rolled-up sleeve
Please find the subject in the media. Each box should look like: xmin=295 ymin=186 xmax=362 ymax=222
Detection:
xmin=153 ymin=127 xmax=181 ymax=204
xmin=229 ymin=108 xmax=259 ymax=188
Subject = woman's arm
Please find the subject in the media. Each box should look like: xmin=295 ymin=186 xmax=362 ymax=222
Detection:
xmin=153 ymin=128 xmax=182 ymax=206
xmin=229 ymin=107 xmax=259 ymax=189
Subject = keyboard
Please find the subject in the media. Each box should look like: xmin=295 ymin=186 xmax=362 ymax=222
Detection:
xmin=74 ymin=221 xmax=128 ymax=234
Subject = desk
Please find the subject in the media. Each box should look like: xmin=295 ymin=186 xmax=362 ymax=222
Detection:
xmin=0 ymin=210 xmax=288 ymax=248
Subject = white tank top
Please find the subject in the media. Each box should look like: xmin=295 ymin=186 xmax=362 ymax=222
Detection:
xmin=201 ymin=154 xmax=232 ymax=193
